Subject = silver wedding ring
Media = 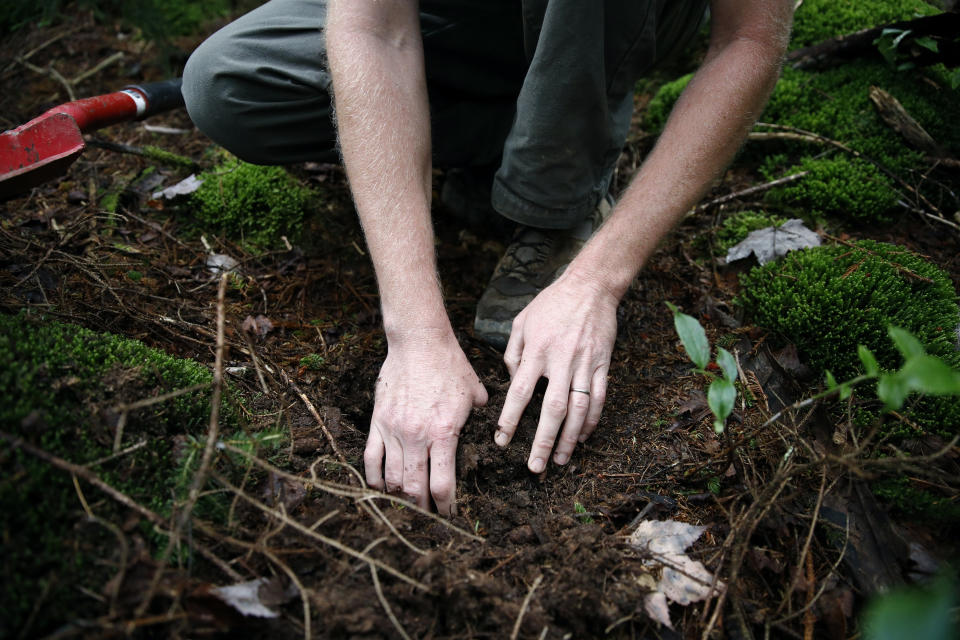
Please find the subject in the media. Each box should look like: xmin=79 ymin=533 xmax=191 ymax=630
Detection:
xmin=571 ymin=388 xmax=591 ymax=395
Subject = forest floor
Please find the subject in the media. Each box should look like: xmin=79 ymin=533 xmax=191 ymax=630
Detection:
xmin=2 ymin=9 xmax=959 ymax=640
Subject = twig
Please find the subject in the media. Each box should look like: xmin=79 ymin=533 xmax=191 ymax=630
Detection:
xmin=137 ymin=273 xmax=229 ymax=617
xmin=371 ymin=565 xmax=413 ymax=640
xmin=822 ymin=232 xmax=935 ymax=283
xmin=111 ymin=383 xmax=210 ymax=452
xmin=511 ymin=574 xmax=543 ymax=640
xmin=695 ymin=171 xmax=808 ymax=212
xmin=239 ymin=327 xmax=271 ymax=394
xmin=210 ymin=470 xmax=430 ymax=591
xmin=752 ymin=122 xmax=947 ymax=221
xmin=2 ymin=26 xmax=80 ymax=77
xmin=0 ymin=429 xmax=242 ymax=582
xmin=70 ymin=51 xmax=124 ymax=86
xmin=282 ymin=370 xmax=350 ymax=466
xmin=21 ymin=59 xmax=75 ymax=101
xmin=261 ymin=548 xmax=312 ymax=640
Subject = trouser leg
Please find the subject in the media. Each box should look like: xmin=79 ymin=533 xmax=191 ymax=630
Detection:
xmin=182 ymin=0 xmax=526 ymax=167
xmin=492 ymin=0 xmax=709 ymax=229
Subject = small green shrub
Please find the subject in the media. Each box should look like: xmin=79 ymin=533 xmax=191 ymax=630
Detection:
xmin=862 ymin=572 xmax=958 ymax=640
xmin=189 ymin=156 xmax=314 ymax=250
xmin=738 ymin=240 xmax=960 ymax=431
xmin=716 ymin=210 xmax=789 ymax=254
xmin=0 ymin=312 xmax=236 ymax=637
xmin=789 ymin=0 xmax=937 ymax=50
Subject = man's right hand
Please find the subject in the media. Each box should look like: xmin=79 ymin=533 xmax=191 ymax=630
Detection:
xmin=364 ymin=329 xmax=488 ymax=516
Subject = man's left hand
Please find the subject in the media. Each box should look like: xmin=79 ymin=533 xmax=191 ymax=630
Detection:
xmin=495 ymin=270 xmax=619 ymax=472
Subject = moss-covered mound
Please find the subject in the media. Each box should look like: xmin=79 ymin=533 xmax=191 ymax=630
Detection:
xmin=737 ymin=240 xmax=960 ymax=432
xmin=643 ymin=1 xmax=959 ymax=225
xmin=759 ymin=62 xmax=960 ymax=223
xmin=188 ymin=156 xmax=315 ymax=251
xmin=0 ymin=313 xmax=231 ymax=637
xmin=788 ymin=0 xmax=937 ymax=50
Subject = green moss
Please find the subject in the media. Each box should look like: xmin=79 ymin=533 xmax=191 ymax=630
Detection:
xmin=299 ymin=353 xmax=325 ymax=371
xmin=643 ymin=73 xmax=693 ymax=132
xmin=716 ymin=210 xmax=789 ymax=254
xmin=0 ymin=312 xmax=237 ymax=637
xmin=765 ymin=156 xmax=900 ymax=223
xmin=872 ymin=476 xmax=960 ymax=524
xmin=760 ymin=61 xmax=960 ymax=223
xmin=188 ymin=156 xmax=315 ymax=251
xmin=789 ymin=0 xmax=937 ymax=50
xmin=737 ymin=240 xmax=960 ymax=431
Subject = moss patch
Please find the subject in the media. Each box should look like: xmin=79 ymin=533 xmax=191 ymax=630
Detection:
xmin=737 ymin=240 xmax=960 ymax=434
xmin=0 ymin=312 xmax=235 ymax=637
xmin=788 ymin=0 xmax=937 ymax=50
xmin=188 ymin=156 xmax=316 ymax=251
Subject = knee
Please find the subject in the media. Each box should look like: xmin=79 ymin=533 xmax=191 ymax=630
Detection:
xmin=182 ymin=32 xmax=246 ymax=155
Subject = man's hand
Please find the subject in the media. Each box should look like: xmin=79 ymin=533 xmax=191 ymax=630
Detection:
xmin=365 ymin=330 xmax=488 ymax=515
xmin=495 ymin=271 xmax=618 ymax=473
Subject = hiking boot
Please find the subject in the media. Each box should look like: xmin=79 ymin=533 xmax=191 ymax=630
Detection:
xmin=473 ymin=195 xmax=614 ymax=349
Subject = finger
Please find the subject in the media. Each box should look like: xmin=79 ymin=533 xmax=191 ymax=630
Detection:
xmin=473 ymin=378 xmax=489 ymax=408
xmin=402 ymin=439 xmax=430 ymax=510
xmin=527 ymin=375 xmax=571 ymax=473
xmin=382 ymin=430 xmax=405 ymax=494
xmin=429 ymin=433 xmax=459 ymax=517
xmin=553 ymin=375 xmax=593 ymax=465
xmin=503 ymin=315 xmax=525 ymax=377
xmin=363 ymin=426 xmax=385 ymax=489
xmin=496 ymin=358 xmax=542 ymax=448
xmin=579 ymin=366 xmax=609 ymax=442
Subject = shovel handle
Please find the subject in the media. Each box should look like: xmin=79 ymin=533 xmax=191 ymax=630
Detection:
xmin=37 ymin=78 xmax=184 ymax=133
xmin=123 ymin=78 xmax=184 ymax=118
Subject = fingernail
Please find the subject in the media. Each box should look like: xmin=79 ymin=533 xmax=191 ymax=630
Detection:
xmin=554 ymin=452 xmax=569 ymax=465
xmin=578 ymin=434 xmax=588 ymax=443
xmin=530 ymin=457 xmax=545 ymax=473
xmin=495 ymin=431 xmax=509 ymax=447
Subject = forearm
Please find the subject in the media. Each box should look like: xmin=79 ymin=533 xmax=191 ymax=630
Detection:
xmin=327 ymin=1 xmax=450 ymax=340
xmin=568 ymin=3 xmax=792 ymax=298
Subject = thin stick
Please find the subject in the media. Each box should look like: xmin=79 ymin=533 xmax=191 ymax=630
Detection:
xmin=136 ymin=273 xmax=230 ymax=616
xmin=511 ymin=574 xmax=543 ymax=640
xmin=261 ymin=548 xmax=312 ymax=640
xmin=695 ymin=171 xmax=809 ymax=212
xmin=0 ymin=430 xmax=242 ymax=582
xmin=211 ymin=471 xmax=429 ymax=591
xmin=70 ymin=51 xmax=124 ymax=86
xmin=283 ymin=371 xmax=349 ymax=465
xmin=111 ymin=383 xmax=210 ymax=452
xmin=371 ymin=565 xmax=413 ymax=640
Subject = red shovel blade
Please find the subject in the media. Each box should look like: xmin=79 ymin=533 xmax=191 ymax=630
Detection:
xmin=0 ymin=113 xmax=86 ymax=200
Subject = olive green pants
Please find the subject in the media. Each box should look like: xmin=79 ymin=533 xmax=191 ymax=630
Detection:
xmin=183 ymin=0 xmax=707 ymax=228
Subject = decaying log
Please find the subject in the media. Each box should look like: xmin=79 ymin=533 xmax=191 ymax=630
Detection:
xmin=868 ymin=86 xmax=945 ymax=158
xmin=787 ymin=12 xmax=960 ymax=70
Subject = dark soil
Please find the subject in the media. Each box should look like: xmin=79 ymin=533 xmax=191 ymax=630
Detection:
xmin=2 ymin=9 xmax=959 ymax=640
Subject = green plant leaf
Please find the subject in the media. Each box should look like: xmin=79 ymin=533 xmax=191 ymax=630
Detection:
xmin=913 ymin=36 xmax=938 ymax=53
xmin=708 ymin=378 xmax=736 ymax=434
xmin=668 ymin=303 xmax=710 ymax=371
xmin=858 ymin=345 xmax=881 ymax=377
xmin=825 ymin=370 xmax=839 ymax=390
xmin=888 ymin=326 xmax=925 ymax=360
xmin=877 ymin=373 xmax=909 ymax=411
xmin=897 ymin=355 xmax=960 ymax=396
xmin=862 ymin=573 xmax=956 ymax=640
xmin=716 ymin=347 xmax=738 ymax=382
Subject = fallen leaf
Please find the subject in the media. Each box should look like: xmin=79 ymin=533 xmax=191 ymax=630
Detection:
xmin=210 ymin=578 xmax=282 ymax=618
xmin=630 ymin=519 xmax=725 ymax=629
xmin=725 ymin=219 xmax=820 ymax=265
xmin=152 ymin=174 xmax=204 ymax=199
xmin=241 ymin=314 xmax=274 ymax=338
xmin=207 ymin=254 xmax=239 ymax=274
